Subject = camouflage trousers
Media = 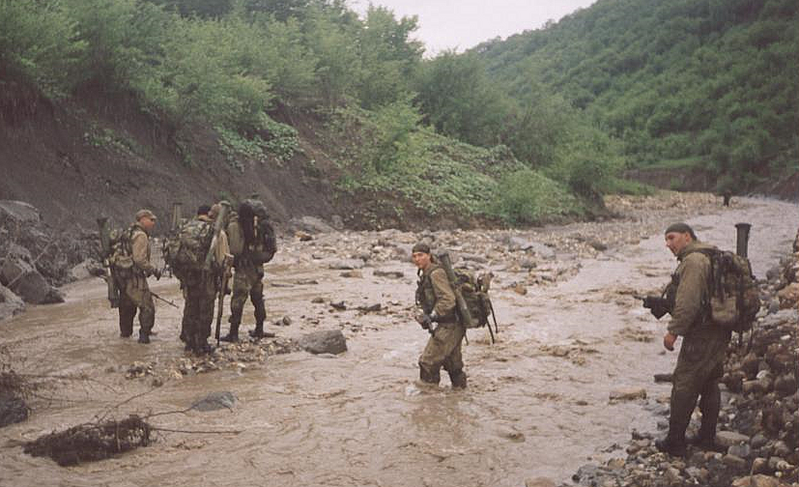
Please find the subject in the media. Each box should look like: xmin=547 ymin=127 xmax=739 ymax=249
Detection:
xmin=229 ymin=265 xmax=265 ymax=327
xmin=182 ymin=276 xmax=217 ymax=350
xmin=116 ymin=275 xmax=154 ymax=337
xmin=418 ymin=322 xmax=466 ymax=387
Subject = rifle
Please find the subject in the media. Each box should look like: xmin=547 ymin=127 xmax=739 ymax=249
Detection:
xmin=96 ymin=217 xmax=119 ymax=308
xmin=205 ymin=201 xmax=231 ymax=347
xmin=151 ymin=291 xmax=179 ymax=309
xmin=634 ymin=293 xmax=670 ymax=319
xmin=437 ymin=252 xmax=475 ymax=328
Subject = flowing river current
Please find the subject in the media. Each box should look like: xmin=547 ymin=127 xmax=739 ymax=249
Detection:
xmin=1 ymin=196 xmax=796 ymax=486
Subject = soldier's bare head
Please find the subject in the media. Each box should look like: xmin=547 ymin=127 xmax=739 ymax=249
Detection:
xmin=664 ymin=223 xmax=695 ymax=256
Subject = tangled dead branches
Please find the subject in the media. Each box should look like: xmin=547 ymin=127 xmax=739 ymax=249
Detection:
xmin=23 ymin=414 xmax=153 ymax=466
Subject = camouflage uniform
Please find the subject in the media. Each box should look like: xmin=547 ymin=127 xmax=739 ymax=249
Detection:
xmin=114 ymin=222 xmax=156 ymax=341
xmin=664 ymin=241 xmax=731 ymax=448
xmin=417 ymin=264 xmax=467 ymax=388
xmin=180 ymin=215 xmax=230 ymax=354
xmin=226 ymin=217 xmax=267 ymax=339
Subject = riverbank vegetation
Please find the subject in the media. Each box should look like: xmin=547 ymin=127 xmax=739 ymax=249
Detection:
xmin=1 ymin=0 xmax=795 ymax=227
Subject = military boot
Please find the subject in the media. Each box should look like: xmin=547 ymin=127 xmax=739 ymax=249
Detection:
xmin=419 ymin=366 xmax=440 ymax=385
xmin=449 ymin=370 xmax=468 ymax=389
xmin=655 ymin=433 xmax=687 ymax=457
xmin=249 ymin=321 xmax=275 ymax=339
xmin=220 ymin=323 xmax=239 ymax=342
xmin=138 ymin=331 xmax=151 ymax=344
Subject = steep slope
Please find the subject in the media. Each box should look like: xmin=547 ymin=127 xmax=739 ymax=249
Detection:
xmin=473 ymin=0 xmax=799 ymax=194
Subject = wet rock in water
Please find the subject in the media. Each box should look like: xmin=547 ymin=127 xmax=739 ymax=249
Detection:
xmin=511 ymin=283 xmax=527 ymax=295
xmin=340 ymin=270 xmax=363 ymax=278
xmin=191 ymin=391 xmax=237 ymax=412
xmin=588 ymin=239 xmax=607 ymax=251
xmin=328 ymin=259 xmax=365 ymax=270
xmin=357 ymin=303 xmax=382 ymax=313
xmin=609 ymin=387 xmax=647 ymax=401
xmin=299 ymin=330 xmax=347 ymax=355
xmin=0 ymin=394 xmax=29 ymax=427
xmin=295 ymin=231 xmax=313 ymax=241
xmin=716 ymin=430 xmax=750 ymax=449
xmin=1 ymin=256 xmax=64 ymax=304
xmin=0 ymin=283 xmax=25 ymax=321
xmin=329 ymin=301 xmax=347 ymax=311
xmin=373 ymin=270 xmax=404 ymax=279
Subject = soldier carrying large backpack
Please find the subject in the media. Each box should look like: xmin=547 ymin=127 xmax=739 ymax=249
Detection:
xmin=220 ymin=199 xmax=277 ymax=342
xmin=641 ymin=222 xmax=761 ymax=457
xmin=164 ymin=203 xmax=231 ymax=355
xmin=107 ymin=209 xmax=161 ymax=344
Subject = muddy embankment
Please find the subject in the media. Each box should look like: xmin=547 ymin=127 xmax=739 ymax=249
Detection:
xmin=0 ymin=192 xmax=797 ymax=487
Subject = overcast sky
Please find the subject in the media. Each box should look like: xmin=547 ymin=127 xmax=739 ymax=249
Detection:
xmin=349 ymin=0 xmax=598 ymax=56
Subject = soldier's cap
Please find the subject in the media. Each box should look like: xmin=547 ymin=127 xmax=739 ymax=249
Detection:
xmin=197 ymin=204 xmax=211 ymax=216
xmin=412 ymin=242 xmax=431 ymax=254
xmin=665 ymin=222 xmax=696 ymax=240
xmin=135 ymin=209 xmax=157 ymax=221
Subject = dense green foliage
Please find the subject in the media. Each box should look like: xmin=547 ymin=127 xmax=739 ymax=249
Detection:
xmin=7 ymin=0 xmax=789 ymax=225
xmin=472 ymin=0 xmax=799 ymax=192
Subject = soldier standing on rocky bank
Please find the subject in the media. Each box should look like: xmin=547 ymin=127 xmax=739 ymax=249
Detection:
xmin=115 ymin=209 xmax=160 ymax=344
xmin=412 ymin=243 xmax=467 ymax=389
xmin=655 ymin=223 xmax=731 ymax=456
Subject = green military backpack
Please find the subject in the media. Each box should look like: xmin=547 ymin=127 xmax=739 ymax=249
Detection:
xmin=164 ymin=219 xmax=214 ymax=280
xmin=689 ymin=248 xmax=761 ymax=332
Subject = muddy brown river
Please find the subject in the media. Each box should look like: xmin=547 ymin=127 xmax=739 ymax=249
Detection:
xmin=1 ymin=196 xmax=796 ymax=486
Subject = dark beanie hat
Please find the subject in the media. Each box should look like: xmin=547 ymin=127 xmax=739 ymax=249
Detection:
xmin=412 ymin=242 xmax=431 ymax=254
xmin=197 ymin=204 xmax=212 ymax=215
xmin=665 ymin=222 xmax=697 ymax=240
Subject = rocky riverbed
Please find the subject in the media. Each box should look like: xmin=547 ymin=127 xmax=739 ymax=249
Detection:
xmin=569 ymin=228 xmax=799 ymax=487
xmin=1 ymin=192 xmax=797 ymax=487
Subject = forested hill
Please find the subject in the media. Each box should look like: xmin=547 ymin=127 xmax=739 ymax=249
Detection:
xmin=472 ymin=0 xmax=799 ymax=194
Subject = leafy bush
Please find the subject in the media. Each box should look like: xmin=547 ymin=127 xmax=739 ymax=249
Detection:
xmin=0 ymin=0 xmax=84 ymax=97
xmin=493 ymin=169 xmax=580 ymax=224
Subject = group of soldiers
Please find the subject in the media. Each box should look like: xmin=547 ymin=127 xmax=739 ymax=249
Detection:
xmin=110 ymin=209 xmax=739 ymax=456
xmin=112 ymin=202 xmax=270 ymax=356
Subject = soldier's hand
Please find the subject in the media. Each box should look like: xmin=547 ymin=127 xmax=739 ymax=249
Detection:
xmin=663 ymin=332 xmax=677 ymax=351
xmin=415 ymin=313 xmax=431 ymax=330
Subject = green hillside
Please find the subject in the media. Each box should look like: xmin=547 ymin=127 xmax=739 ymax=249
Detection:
xmin=471 ymin=0 xmax=798 ymax=193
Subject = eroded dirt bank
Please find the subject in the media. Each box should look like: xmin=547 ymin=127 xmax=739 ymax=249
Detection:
xmin=0 ymin=193 xmax=796 ymax=486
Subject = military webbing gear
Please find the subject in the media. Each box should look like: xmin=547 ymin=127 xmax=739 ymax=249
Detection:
xmin=164 ymin=219 xmax=214 ymax=280
xmin=670 ymin=247 xmax=760 ymax=333
xmin=238 ymin=199 xmax=277 ymax=265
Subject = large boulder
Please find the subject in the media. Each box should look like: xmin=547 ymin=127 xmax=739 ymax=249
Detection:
xmin=288 ymin=216 xmax=336 ymax=235
xmin=0 ymin=200 xmax=41 ymax=224
xmin=0 ymin=284 xmax=25 ymax=321
xmin=0 ymin=255 xmax=63 ymax=304
xmin=299 ymin=330 xmax=347 ymax=355
xmin=0 ymin=395 xmax=29 ymax=427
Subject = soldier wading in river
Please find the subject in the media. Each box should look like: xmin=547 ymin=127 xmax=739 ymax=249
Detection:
xmin=112 ymin=209 xmax=161 ymax=344
xmin=652 ymin=223 xmax=731 ymax=456
xmin=221 ymin=199 xmax=277 ymax=341
xmin=413 ymin=243 xmax=467 ymax=389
